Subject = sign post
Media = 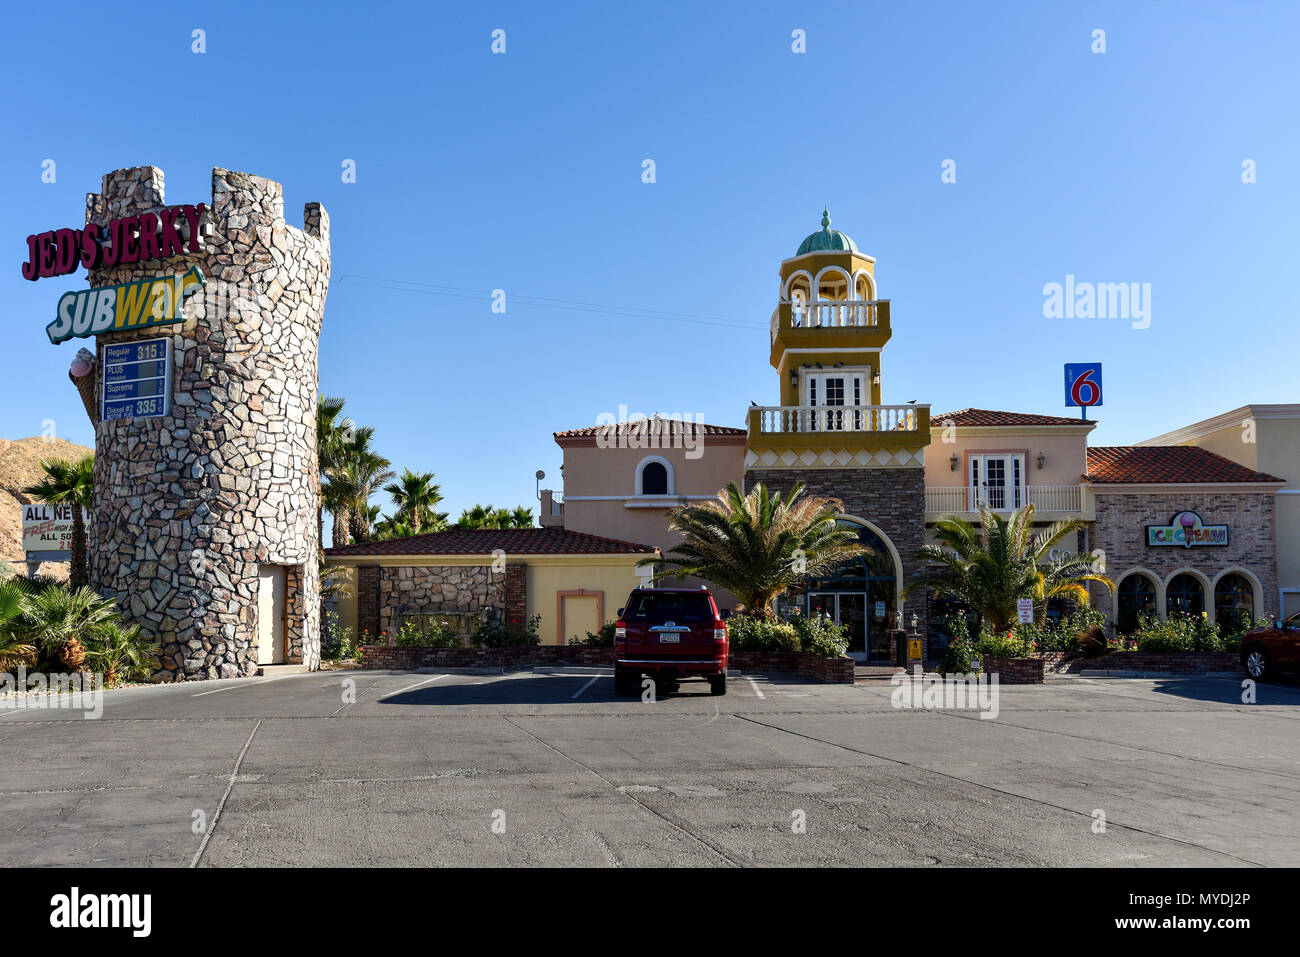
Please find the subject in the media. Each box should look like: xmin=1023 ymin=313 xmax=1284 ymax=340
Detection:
xmin=1016 ymin=598 xmax=1035 ymax=624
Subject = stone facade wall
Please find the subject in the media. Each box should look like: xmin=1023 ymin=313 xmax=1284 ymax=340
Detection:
xmin=377 ymin=564 xmax=506 ymax=637
xmin=746 ymin=466 xmax=928 ymax=632
xmin=86 ymin=166 xmax=329 ymax=680
xmin=1088 ymin=490 xmax=1279 ymax=621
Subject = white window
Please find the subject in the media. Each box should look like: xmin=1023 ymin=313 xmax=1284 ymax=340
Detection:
xmin=968 ymin=454 xmax=1024 ymax=510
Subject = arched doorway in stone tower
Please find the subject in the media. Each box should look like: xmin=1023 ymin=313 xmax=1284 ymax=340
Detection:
xmin=776 ymin=518 xmax=902 ymax=661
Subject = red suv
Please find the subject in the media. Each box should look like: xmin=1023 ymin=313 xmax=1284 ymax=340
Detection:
xmin=613 ymin=587 xmax=729 ymax=696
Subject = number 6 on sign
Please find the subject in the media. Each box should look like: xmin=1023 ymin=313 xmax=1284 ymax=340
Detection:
xmin=1064 ymin=363 xmax=1102 ymax=420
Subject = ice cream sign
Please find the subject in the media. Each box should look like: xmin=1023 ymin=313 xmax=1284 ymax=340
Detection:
xmin=1146 ymin=511 xmax=1228 ymax=548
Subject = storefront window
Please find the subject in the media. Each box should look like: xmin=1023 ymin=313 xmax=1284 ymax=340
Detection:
xmin=1214 ymin=574 xmax=1254 ymax=635
xmin=1116 ymin=573 xmax=1157 ymax=634
xmin=1165 ymin=573 xmax=1205 ymax=618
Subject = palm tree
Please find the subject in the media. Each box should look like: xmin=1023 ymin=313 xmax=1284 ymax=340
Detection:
xmin=456 ymin=504 xmax=534 ymax=529
xmin=324 ymin=427 xmax=393 ymax=545
xmin=316 ymin=395 xmax=348 ymax=555
xmin=17 ymin=585 xmax=121 ymax=670
xmin=383 ymin=468 xmax=446 ymax=533
xmin=22 ymin=456 xmax=94 ymax=588
xmin=82 ymin=621 xmax=157 ymax=686
xmin=641 ymin=481 xmax=869 ymax=617
xmin=904 ymin=504 xmax=1115 ymax=633
xmin=372 ymin=515 xmax=417 ymax=541
xmin=0 ymin=578 xmax=38 ymax=671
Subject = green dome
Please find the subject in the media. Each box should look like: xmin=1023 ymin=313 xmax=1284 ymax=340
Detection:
xmin=795 ymin=208 xmax=858 ymax=256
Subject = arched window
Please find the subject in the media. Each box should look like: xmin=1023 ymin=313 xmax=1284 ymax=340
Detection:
xmin=639 ymin=461 xmax=668 ymax=495
xmin=1116 ymin=572 xmax=1157 ymax=634
xmin=1165 ymin=573 xmax=1205 ymax=618
xmin=1214 ymin=573 xmax=1254 ymax=635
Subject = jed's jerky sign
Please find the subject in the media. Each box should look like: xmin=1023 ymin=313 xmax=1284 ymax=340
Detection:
xmin=21 ymin=205 xmax=206 ymax=280
xmin=1147 ymin=511 xmax=1229 ymax=547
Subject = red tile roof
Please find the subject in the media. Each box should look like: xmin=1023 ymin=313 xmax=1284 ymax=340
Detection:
xmin=325 ymin=527 xmax=660 ymax=559
xmin=931 ymin=408 xmax=1095 ymax=427
xmin=1086 ymin=446 xmax=1284 ymax=484
xmin=555 ymin=420 xmax=745 ymax=439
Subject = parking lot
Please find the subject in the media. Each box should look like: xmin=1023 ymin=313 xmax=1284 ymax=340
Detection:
xmin=1 ymin=667 xmax=1297 ymax=867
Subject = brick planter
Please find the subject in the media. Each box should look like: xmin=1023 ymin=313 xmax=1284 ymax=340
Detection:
xmin=728 ymin=651 xmax=856 ymax=683
xmin=1071 ymin=651 xmax=1241 ymax=676
xmin=358 ymin=644 xmax=855 ymax=683
xmin=978 ymin=656 xmax=1045 ymax=684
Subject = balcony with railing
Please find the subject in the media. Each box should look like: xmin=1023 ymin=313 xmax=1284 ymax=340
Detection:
xmin=769 ymin=298 xmax=892 ymax=360
xmin=747 ymin=403 xmax=930 ymax=454
xmin=924 ymin=484 xmax=1093 ymax=521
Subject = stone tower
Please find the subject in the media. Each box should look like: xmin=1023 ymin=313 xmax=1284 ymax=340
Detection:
xmin=84 ymin=166 xmax=330 ymax=679
xmin=743 ymin=211 xmax=930 ymax=657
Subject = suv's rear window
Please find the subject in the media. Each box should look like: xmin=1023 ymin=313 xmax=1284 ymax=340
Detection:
xmin=626 ymin=592 xmax=713 ymax=623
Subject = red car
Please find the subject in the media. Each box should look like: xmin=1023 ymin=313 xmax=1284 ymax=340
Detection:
xmin=613 ymin=587 xmax=729 ymax=696
xmin=1241 ymin=612 xmax=1300 ymax=680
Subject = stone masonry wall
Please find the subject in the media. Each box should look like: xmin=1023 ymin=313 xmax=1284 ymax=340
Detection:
xmin=377 ymin=565 xmax=506 ymax=637
xmin=747 ymin=467 xmax=928 ymax=633
xmin=1087 ymin=491 xmax=1278 ymax=622
xmin=86 ymin=166 xmax=329 ymax=680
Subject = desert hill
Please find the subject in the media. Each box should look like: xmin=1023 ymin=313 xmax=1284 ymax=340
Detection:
xmin=0 ymin=436 xmax=93 ymax=576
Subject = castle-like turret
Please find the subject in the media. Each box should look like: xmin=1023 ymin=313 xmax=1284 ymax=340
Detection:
xmin=84 ymin=166 xmax=330 ymax=679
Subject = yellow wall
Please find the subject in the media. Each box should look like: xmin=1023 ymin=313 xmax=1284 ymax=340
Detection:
xmin=526 ymin=559 xmax=647 ymax=645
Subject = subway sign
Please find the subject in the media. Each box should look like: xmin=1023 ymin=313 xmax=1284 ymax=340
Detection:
xmin=100 ymin=338 xmax=171 ymax=421
xmin=1146 ymin=511 xmax=1228 ymax=548
xmin=47 ymin=267 xmax=203 ymax=345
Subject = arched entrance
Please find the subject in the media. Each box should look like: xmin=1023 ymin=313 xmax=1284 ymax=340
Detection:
xmin=778 ymin=519 xmax=900 ymax=660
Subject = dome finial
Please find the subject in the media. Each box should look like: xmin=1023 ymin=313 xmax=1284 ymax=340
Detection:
xmin=821 ymin=207 xmax=831 ymax=229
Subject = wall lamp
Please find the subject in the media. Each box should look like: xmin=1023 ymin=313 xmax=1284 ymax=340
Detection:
xmin=1037 ymin=452 xmax=1046 ymax=470
xmin=949 ymin=454 xmax=959 ymax=471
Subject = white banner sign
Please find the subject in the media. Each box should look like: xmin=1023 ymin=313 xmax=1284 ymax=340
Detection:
xmin=21 ymin=504 xmax=85 ymax=556
xmin=1016 ymin=599 xmax=1034 ymax=624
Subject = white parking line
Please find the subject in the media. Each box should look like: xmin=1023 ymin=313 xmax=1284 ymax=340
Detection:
xmin=192 ymin=674 xmax=297 ymax=697
xmin=570 ymin=676 xmax=601 ymax=699
xmin=386 ymin=674 xmax=447 ymax=697
xmin=745 ymin=677 xmax=766 ymax=699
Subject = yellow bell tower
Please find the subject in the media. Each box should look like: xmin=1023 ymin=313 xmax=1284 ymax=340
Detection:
xmin=745 ymin=210 xmax=930 ymax=469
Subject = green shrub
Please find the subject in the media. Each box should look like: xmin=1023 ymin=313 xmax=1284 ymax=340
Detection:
xmin=939 ymin=616 xmax=980 ymax=676
xmin=474 ymin=613 xmax=542 ymax=648
xmin=974 ymin=626 xmax=1030 ymax=659
xmin=727 ymin=613 xmax=800 ymax=653
xmin=569 ymin=621 xmax=616 ymax=647
xmin=1131 ymin=612 xmax=1220 ymax=652
xmin=394 ymin=617 xmax=460 ymax=649
xmin=320 ymin=609 xmax=358 ymax=660
xmin=1014 ymin=606 xmax=1108 ymax=653
xmin=786 ymin=608 xmax=849 ymax=657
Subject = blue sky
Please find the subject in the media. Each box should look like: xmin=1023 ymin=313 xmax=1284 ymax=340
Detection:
xmin=2 ymin=1 xmax=1297 ymax=522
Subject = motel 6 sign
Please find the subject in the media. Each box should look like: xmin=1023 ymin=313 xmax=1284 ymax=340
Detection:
xmin=1064 ymin=362 xmax=1102 ymax=419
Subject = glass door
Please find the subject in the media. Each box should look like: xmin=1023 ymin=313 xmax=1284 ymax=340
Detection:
xmin=970 ymin=454 xmax=1024 ymax=510
xmin=807 ymin=592 xmax=868 ymax=656
xmin=806 ymin=372 xmax=865 ymax=431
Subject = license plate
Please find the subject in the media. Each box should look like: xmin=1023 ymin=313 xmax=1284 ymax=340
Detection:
xmin=659 ymin=633 xmax=680 ymax=643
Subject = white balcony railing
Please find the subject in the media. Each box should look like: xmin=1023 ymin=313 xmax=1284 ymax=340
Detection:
xmin=771 ymin=299 xmax=885 ymax=343
xmin=925 ymin=485 xmax=1085 ymax=514
xmin=754 ymin=404 xmax=926 ymax=434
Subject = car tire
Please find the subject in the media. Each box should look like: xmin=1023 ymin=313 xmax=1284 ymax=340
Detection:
xmin=709 ymin=675 xmax=727 ymax=696
xmin=1242 ymin=645 xmax=1273 ymax=681
xmin=613 ymin=667 xmax=638 ymax=696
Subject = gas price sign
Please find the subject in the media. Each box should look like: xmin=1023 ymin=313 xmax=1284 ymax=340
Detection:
xmin=100 ymin=338 xmax=171 ymax=421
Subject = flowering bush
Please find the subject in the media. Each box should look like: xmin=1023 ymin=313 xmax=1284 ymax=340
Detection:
xmin=727 ymin=613 xmax=800 ymax=653
xmin=786 ymin=607 xmax=849 ymax=658
xmin=1131 ymin=612 xmax=1234 ymax=652
xmin=939 ymin=616 xmax=981 ymax=676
